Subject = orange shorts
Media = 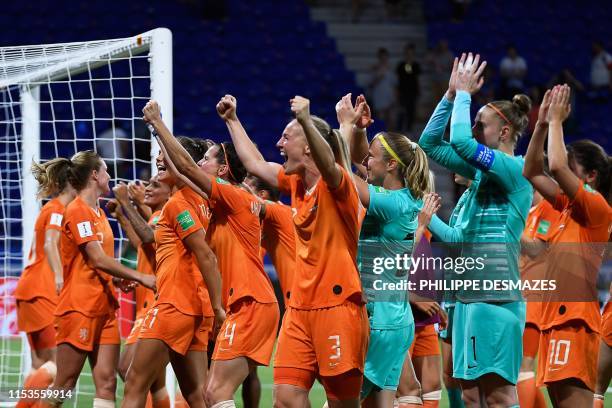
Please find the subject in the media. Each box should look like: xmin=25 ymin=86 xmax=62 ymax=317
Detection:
xmin=537 ymin=321 xmax=599 ymax=391
xmin=274 ymin=300 xmax=369 ymax=378
xmin=138 ymin=303 xmax=212 ymax=355
xmin=55 ymin=311 xmax=120 ymax=352
xmin=125 ymin=312 xmax=146 ymax=346
xmin=213 ymin=298 xmax=279 ymax=365
xmin=525 ymin=302 xmax=542 ymax=329
xmin=409 ymin=324 xmax=440 ymax=358
xmin=522 ymin=323 xmax=540 ymax=358
xmin=602 ymin=302 xmax=612 ymax=347
xmin=26 ymin=324 xmax=56 ymax=351
xmin=17 ymin=297 xmax=56 ymax=333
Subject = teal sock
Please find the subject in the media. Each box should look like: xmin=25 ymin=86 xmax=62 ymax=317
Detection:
xmin=446 ymin=387 xmax=465 ymax=408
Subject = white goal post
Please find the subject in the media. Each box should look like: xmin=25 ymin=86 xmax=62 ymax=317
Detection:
xmin=0 ymin=28 xmax=174 ymax=406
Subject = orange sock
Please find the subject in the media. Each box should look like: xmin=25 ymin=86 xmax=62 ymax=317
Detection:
xmin=517 ymin=374 xmax=537 ymax=408
xmin=152 ymin=395 xmax=170 ymax=408
xmin=423 ymin=401 xmax=439 ymax=407
xmin=16 ymin=364 xmax=55 ymax=408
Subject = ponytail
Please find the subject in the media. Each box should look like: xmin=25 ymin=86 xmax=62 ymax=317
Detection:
xmin=376 ymin=132 xmax=432 ymax=199
xmin=31 ymin=157 xmax=72 ymax=198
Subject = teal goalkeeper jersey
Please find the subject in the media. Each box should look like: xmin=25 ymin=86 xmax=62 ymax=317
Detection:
xmin=358 ymin=184 xmax=419 ymax=329
xmin=420 ymin=92 xmax=533 ymax=302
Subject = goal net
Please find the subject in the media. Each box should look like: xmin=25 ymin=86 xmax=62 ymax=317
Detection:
xmin=0 ymin=28 xmax=173 ymax=407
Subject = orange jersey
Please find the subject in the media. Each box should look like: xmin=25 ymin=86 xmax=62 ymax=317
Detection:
xmin=134 ymin=210 xmax=162 ymax=314
xmin=154 ymin=187 xmax=213 ymax=317
xmin=14 ymin=198 xmax=65 ymax=302
xmin=261 ymin=201 xmax=296 ymax=300
xmin=56 ymin=196 xmax=118 ymax=317
xmin=540 ymin=183 xmax=612 ymax=332
xmin=519 ymin=200 xmax=560 ymax=301
xmin=277 ymin=167 xmax=364 ymax=309
xmin=208 ymin=177 xmax=277 ymax=308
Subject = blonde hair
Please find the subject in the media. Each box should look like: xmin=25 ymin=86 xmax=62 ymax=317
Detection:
xmin=487 ymin=94 xmax=532 ymax=145
xmin=31 ymin=157 xmax=72 ymax=198
xmin=375 ymin=132 xmax=432 ymax=199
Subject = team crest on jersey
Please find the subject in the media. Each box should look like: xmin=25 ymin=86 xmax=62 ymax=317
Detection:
xmin=216 ymin=177 xmax=230 ymax=185
xmin=176 ymin=210 xmax=195 ymax=231
xmin=151 ymin=216 xmax=160 ymax=225
xmin=537 ymin=220 xmax=551 ymax=235
xmin=77 ymin=221 xmax=93 ymax=238
xmin=79 ymin=328 xmax=89 ymax=341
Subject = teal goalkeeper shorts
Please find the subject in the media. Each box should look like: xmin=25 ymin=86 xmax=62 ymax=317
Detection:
xmin=452 ymin=301 xmax=525 ymax=384
xmin=361 ymin=322 xmax=414 ymax=399
xmin=439 ymin=302 xmax=455 ymax=340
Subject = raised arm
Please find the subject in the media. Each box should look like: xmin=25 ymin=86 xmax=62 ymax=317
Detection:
xmin=112 ymin=183 xmax=154 ymax=244
xmin=106 ymin=199 xmax=143 ymax=248
xmin=547 ymin=85 xmax=580 ymax=199
xmin=523 ymin=88 xmax=560 ymax=203
xmin=414 ymin=193 xmax=441 ymax=251
xmin=419 ymin=56 xmax=476 ymax=180
xmin=127 ymin=181 xmax=152 ymax=220
xmin=217 ymin=95 xmax=282 ymax=188
xmin=142 ymin=100 xmax=213 ymax=195
xmin=291 ymin=96 xmax=343 ymax=189
xmin=43 ymin=229 xmax=64 ymax=294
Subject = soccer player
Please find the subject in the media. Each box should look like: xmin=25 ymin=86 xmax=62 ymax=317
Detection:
xmin=335 ymin=92 xmax=438 ymax=407
xmin=38 ymin=151 xmax=155 ymax=408
xmin=518 ymin=91 xmax=559 ymax=408
xmin=243 ymin=174 xmax=296 ymax=307
xmin=14 ymin=158 xmax=76 ymax=407
xmin=419 ymin=53 xmax=533 ymax=406
xmin=524 ymin=84 xmax=612 ymax=406
xmin=142 ymin=101 xmax=280 ymax=408
xmin=210 ymin=93 xmax=367 ymax=407
xmin=110 ymin=176 xmax=171 ymax=408
xmin=122 ymin=138 xmax=224 ymax=408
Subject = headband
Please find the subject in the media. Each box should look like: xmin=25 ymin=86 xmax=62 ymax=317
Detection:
xmin=377 ymin=134 xmax=406 ymax=167
xmin=487 ymin=103 xmax=512 ymax=127
xmin=220 ymin=143 xmax=237 ymax=182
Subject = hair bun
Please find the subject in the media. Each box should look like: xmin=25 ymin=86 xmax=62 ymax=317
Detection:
xmin=512 ymin=94 xmax=532 ymax=115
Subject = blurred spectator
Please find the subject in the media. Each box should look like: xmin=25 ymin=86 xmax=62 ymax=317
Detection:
xmin=590 ymin=41 xmax=612 ymax=90
xmin=426 ymin=40 xmax=454 ymax=104
xmin=396 ymin=44 xmax=421 ymax=131
xmin=368 ymin=48 xmax=397 ymax=129
xmin=499 ymin=45 xmax=528 ymax=98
